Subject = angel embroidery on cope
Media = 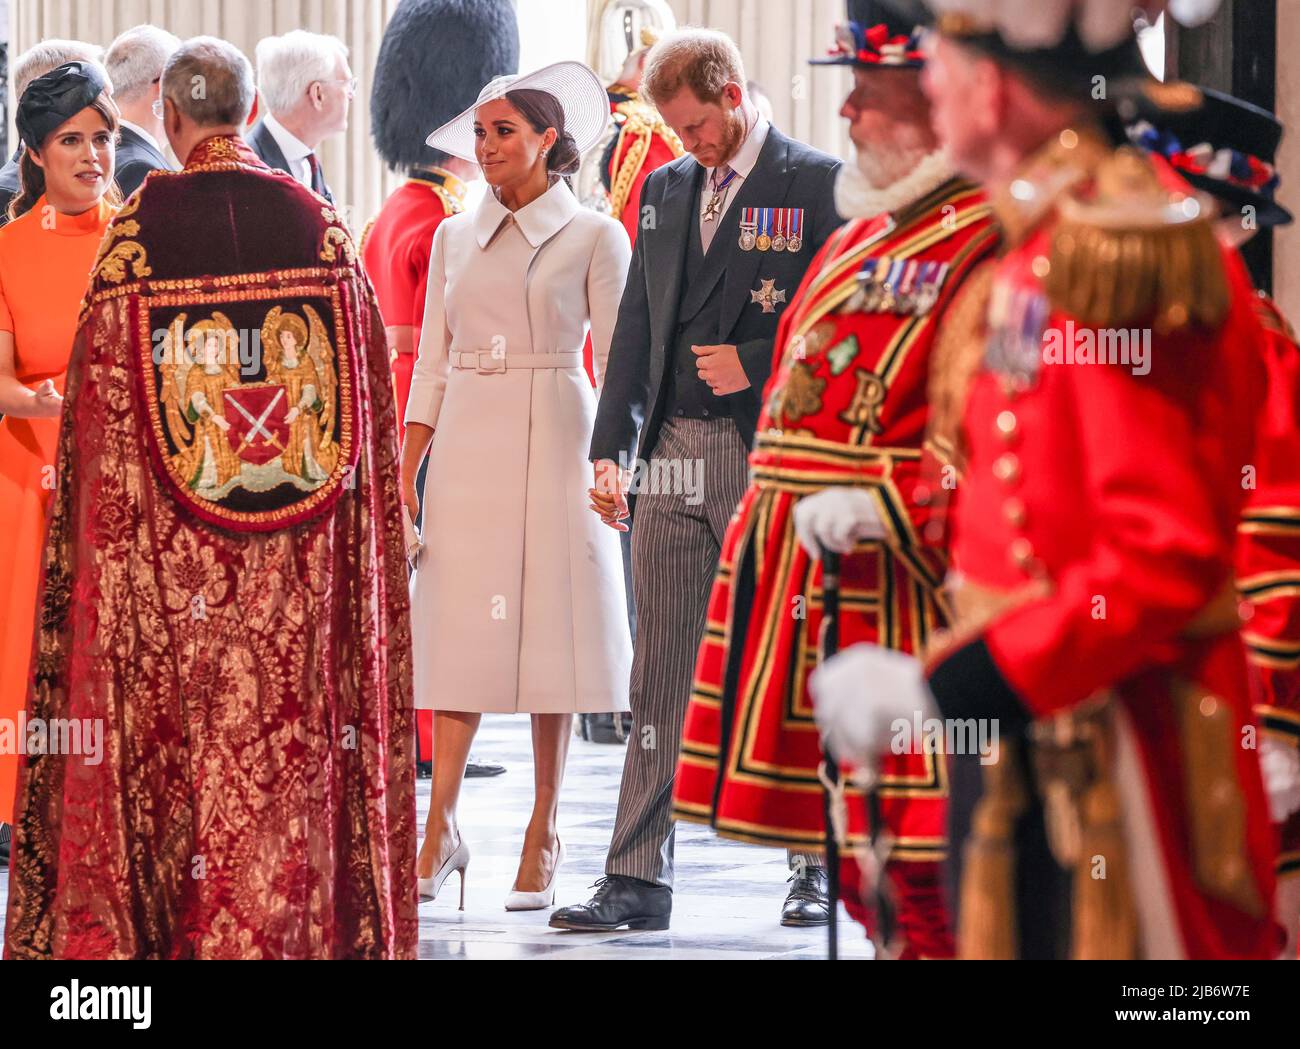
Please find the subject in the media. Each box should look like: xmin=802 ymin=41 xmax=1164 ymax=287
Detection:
xmin=156 ymin=305 xmax=340 ymax=501
xmin=159 ymin=313 xmax=243 ymax=490
xmin=262 ymin=305 xmax=340 ymax=482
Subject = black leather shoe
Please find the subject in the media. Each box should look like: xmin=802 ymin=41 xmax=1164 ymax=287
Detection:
xmin=415 ymin=758 xmax=505 ymax=778
xmin=549 ymin=875 xmax=671 ymax=931
xmin=781 ymin=866 xmax=829 ymax=926
xmin=0 ymin=822 xmax=10 ymax=867
xmin=577 ymin=713 xmax=633 ymax=744
xmin=465 ymin=755 xmax=505 ymax=778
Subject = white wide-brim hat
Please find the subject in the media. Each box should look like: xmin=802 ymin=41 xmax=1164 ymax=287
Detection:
xmin=425 ymin=60 xmax=610 ymax=163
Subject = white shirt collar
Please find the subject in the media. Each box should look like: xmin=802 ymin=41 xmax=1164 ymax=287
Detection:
xmin=708 ymin=112 xmax=770 ymax=182
xmin=474 ymin=177 xmax=581 ymax=249
xmin=263 ymin=112 xmax=314 ymax=165
xmin=119 ymin=119 xmax=162 ymax=153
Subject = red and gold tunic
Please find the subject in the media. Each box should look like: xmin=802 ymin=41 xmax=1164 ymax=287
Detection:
xmin=923 ymin=134 xmax=1280 ymax=959
xmin=361 ymin=166 xmax=466 ymax=442
xmin=606 ymin=86 xmax=683 ymax=245
xmin=671 ymin=176 xmax=996 ymax=953
xmin=1238 ymin=292 xmax=1300 ymax=879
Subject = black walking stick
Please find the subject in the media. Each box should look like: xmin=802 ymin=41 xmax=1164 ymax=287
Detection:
xmin=818 ymin=548 xmax=843 ymax=962
xmin=818 ymin=548 xmax=898 ymax=960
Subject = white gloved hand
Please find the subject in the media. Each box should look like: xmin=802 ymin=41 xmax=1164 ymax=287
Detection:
xmin=809 ymin=643 xmax=937 ymax=768
xmin=793 ymin=487 xmax=887 ymax=558
xmin=1260 ymin=737 xmax=1300 ymax=823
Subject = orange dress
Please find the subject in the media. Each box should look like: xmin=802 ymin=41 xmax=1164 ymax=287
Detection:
xmin=0 ymin=195 xmax=114 ymax=823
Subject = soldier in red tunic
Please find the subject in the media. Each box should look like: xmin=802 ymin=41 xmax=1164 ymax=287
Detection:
xmin=813 ymin=0 xmax=1282 ymax=959
xmin=601 ymin=27 xmax=685 ymax=246
xmin=360 ymin=0 xmax=519 ymax=777
xmin=1131 ymin=88 xmax=1300 ymax=956
xmin=669 ymin=1 xmax=998 ymax=953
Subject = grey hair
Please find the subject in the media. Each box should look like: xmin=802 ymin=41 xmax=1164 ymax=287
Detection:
xmin=161 ymin=36 xmax=256 ymax=127
xmin=106 ymin=25 xmax=182 ymax=103
xmin=13 ymin=38 xmax=105 ymax=100
xmin=255 ymin=30 xmax=348 ymax=115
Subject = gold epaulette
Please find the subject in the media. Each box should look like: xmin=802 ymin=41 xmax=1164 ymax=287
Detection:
xmin=609 ymin=99 xmax=685 ymax=220
xmin=926 ymin=260 xmax=997 ymax=475
xmin=359 ymin=215 xmax=377 ymax=255
xmin=1046 ymin=146 xmax=1229 ymax=332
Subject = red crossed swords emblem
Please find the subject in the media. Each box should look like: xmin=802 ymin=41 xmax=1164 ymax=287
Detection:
xmin=222 ymin=384 xmax=291 ymax=466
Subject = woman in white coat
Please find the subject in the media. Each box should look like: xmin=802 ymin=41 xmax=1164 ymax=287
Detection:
xmin=399 ymin=63 xmax=632 ymax=912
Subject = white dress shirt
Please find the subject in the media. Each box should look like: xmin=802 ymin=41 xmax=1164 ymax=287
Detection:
xmin=262 ymin=112 xmax=315 ymax=188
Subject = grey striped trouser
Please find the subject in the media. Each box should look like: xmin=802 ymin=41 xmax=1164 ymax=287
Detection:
xmin=604 ymin=417 xmax=820 ymax=888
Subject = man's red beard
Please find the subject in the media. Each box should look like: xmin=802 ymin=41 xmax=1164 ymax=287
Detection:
xmin=708 ymin=105 xmax=748 ymax=165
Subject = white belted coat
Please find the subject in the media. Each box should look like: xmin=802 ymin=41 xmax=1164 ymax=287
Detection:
xmin=405 ymin=178 xmax=633 ymax=713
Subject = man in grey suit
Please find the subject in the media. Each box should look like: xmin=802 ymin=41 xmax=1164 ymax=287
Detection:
xmin=105 ymin=26 xmax=182 ymax=198
xmin=247 ymin=30 xmax=353 ymax=205
xmin=551 ymin=28 xmax=841 ymax=932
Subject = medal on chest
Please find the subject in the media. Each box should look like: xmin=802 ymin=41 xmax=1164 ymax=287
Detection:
xmin=751 ymin=278 xmax=788 ymax=314
xmin=702 ymin=167 xmax=739 ymax=223
xmin=739 ymin=207 xmax=806 ymax=253
xmin=756 ymin=208 xmax=773 ymax=252
xmin=983 ymin=276 xmax=1050 ymax=387
xmin=842 ymin=256 xmax=950 ymax=316
xmin=772 ymin=208 xmax=789 ymax=253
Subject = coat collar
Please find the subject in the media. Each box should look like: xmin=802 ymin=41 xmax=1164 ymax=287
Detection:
xmin=474 ymin=177 xmax=580 ymax=249
xmin=185 ymin=134 xmax=266 ymax=170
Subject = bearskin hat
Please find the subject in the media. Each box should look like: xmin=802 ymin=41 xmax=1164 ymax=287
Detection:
xmin=370 ymin=0 xmax=520 ymax=172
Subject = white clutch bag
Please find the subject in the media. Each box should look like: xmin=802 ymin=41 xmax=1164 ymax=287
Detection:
xmin=403 ymin=506 xmax=424 ymax=567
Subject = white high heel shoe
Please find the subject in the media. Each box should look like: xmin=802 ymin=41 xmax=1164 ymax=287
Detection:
xmin=504 ymin=839 xmax=565 ymax=912
xmin=418 ymin=837 xmax=470 ymax=908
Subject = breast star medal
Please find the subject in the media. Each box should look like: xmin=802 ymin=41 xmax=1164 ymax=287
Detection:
xmin=751 ymin=278 xmax=787 ymax=314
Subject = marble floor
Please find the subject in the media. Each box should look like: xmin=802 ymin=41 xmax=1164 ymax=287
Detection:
xmin=0 ymin=715 xmax=872 ymax=959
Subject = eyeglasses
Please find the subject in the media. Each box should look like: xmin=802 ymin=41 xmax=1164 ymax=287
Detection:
xmin=321 ymin=77 xmax=358 ymax=99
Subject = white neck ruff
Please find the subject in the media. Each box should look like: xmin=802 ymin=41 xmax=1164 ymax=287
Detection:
xmin=834 ymin=149 xmax=955 ymax=219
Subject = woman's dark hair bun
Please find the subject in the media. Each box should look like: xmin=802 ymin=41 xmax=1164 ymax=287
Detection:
xmin=547 ymin=131 xmax=580 ymax=176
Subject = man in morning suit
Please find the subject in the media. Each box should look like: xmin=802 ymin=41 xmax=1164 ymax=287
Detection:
xmin=248 ymin=30 xmax=352 ymax=205
xmin=105 ymin=25 xmax=182 ymax=198
xmin=551 ymin=28 xmax=842 ymax=932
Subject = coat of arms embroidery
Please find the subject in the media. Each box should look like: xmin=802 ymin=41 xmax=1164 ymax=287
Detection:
xmin=142 ymin=287 xmax=357 ymax=531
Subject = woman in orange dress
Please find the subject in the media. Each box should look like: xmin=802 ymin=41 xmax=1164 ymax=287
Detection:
xmin=0 ymin=61 xmax=120 ymax=838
